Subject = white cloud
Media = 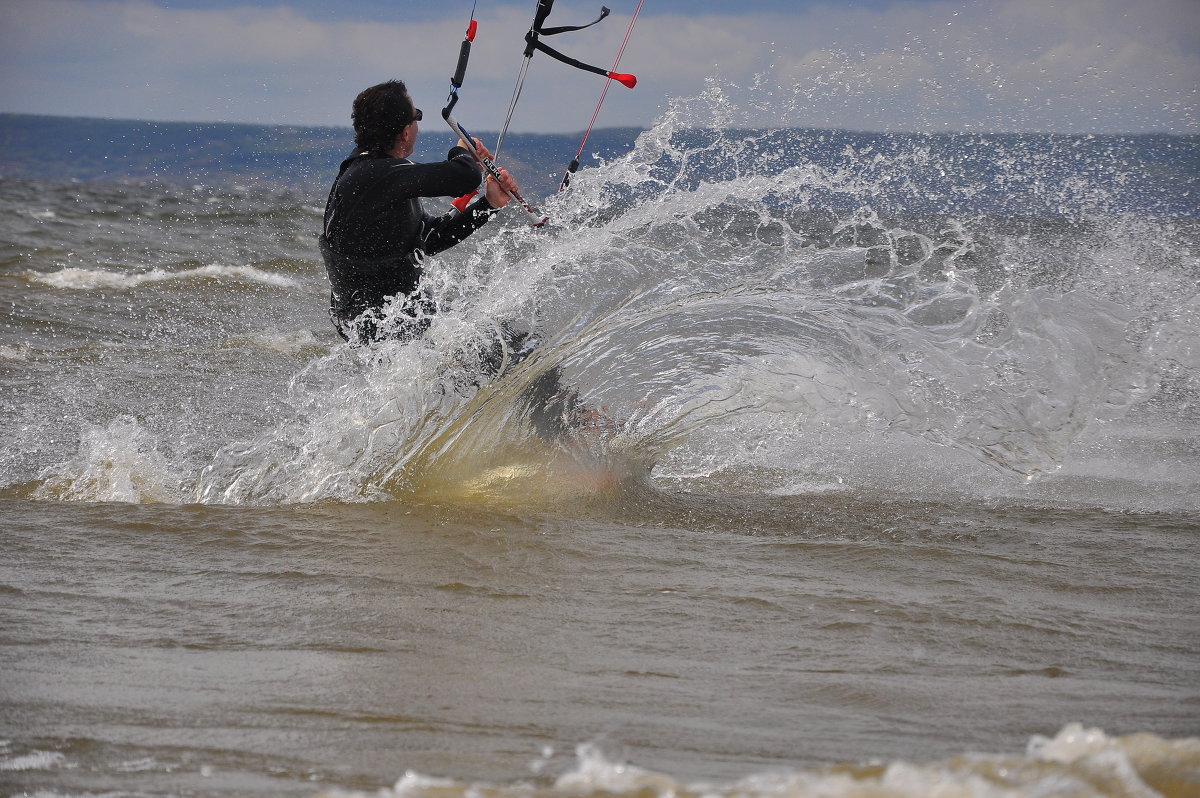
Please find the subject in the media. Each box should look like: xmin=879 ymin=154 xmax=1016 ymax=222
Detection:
xmin=0 ymin=0 xmax=1195 ymax=132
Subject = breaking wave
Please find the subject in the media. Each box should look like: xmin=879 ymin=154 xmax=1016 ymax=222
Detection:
xmin=27 ymin=262 xmax=301 ymax=290
xmin=315 ymin=725 xmax=1199 ymax=798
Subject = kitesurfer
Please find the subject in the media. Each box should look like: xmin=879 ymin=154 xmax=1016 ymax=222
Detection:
xmin=319 ymin=81 xmax=599 ymax=442
xmin=319 ymin=79 xmax=519 ymax=343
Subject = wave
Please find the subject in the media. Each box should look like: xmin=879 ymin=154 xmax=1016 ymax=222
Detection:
xmin=25 ymin=262 xmax=302 ymax=290
xmin=312 ymin=725 xmax=1199 ymax=798
xmin=0 ymin=749 xmax=68 ymax=773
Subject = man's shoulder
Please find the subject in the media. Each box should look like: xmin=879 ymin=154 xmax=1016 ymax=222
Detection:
xmin=340 ymin=150 xmax=416 ymax=167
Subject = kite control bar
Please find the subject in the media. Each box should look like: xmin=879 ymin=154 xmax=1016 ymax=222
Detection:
xmin=443 ymin=107 xmax=548 ymax=228
xmin=441 ymin=7 xmax=547 ymax=227
xmin=439 ymin=0 xmax=642 ymax=223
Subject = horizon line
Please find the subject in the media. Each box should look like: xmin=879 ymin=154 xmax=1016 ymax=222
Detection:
xmin=1 ymin=111 xmax=1196 ymax=140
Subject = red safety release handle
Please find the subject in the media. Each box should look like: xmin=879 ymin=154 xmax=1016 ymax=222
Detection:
xmin=451 ymin=191 xmax=478 ymax=212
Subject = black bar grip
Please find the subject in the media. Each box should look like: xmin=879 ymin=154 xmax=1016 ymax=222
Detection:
xmin=452 ymin=39 xmax=471 ymax=89
xmin=533 ymin=0 xmax=555 ymax=31
xmin=559 ymin=158 xmax=580 ymax=191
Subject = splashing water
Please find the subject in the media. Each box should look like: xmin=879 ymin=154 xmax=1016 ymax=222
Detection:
xmin=179 ymin=75 xmax=1197 ymax=506
xmin=4 ymin=74 xmax=1191 ymax=507
xmin=34 ymin=416 xmax=182 ymax=503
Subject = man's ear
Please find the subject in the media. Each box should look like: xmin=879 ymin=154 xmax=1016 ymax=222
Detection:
xmin=397 ymin=125 xmax=416 ymax=155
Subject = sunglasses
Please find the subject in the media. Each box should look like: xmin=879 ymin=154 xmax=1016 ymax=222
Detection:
xmin=411 ymin=108 xmax=423 ymax=123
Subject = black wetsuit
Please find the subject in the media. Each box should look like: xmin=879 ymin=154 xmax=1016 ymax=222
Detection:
xmin=319 ymin=146 xmax=497 ymax=341
xmin=320 ymin=146 xmax=578 ymax=438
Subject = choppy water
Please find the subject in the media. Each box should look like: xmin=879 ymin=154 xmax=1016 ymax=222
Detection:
xmin=1 ymin=83 xmax=1198 ymax=796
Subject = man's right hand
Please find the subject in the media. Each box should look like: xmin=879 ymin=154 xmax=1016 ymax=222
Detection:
xmin=485 ymin=168 xmax=518 ymax=208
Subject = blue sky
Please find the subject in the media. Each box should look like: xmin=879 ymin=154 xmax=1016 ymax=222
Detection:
xmin=1 ymin=0 xmax=1197 ymax=134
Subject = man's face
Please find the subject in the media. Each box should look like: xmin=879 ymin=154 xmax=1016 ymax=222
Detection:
xmin=395 ymin=92 xmax=420 ymax=158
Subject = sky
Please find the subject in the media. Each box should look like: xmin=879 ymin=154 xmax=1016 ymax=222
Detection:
xmin=0 ymin=0 xmax=1197 ymax=134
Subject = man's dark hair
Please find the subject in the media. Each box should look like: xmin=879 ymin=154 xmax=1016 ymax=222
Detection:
xmin=352 ymin=80 xmax=416 ymax=153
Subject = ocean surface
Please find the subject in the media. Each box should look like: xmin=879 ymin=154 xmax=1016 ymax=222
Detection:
xmin=2 ymin=92 xmax=1199 ymax=797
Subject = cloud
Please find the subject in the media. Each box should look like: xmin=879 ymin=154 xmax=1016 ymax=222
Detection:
xmin=769 ymin=0 xmax=1199 ymax=132
xmin=0 ymin=0 xmax=1196 ymax=133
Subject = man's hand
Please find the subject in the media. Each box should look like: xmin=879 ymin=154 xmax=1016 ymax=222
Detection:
xmin=484 ymin=167 xmax=518 ymax=208
xmin=458 ymin=137 xmax=518 ymax=208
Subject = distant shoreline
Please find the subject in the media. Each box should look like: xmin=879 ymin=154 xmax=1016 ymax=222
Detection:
xmin=0 ymin=112 xmax=645 ymax=196
xmin=2 ymin=112 xmax=1195 ymax=211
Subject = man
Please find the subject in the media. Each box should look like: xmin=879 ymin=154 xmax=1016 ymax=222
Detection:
xmin=319 ymin=79 xmax=519 ymax=342
xmin=319 ymin=80 xmax=591 ymax=440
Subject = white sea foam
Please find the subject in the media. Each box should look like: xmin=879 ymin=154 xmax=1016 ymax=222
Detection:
xmin=244 ymin=329 xmax=325 ymax=354
xmin=28 ymin=264 xmax=300 ymax=291
xmin=765 ymin=480 xmax=849 ymax=496
xmin=0 ymin=750 xmax=67 ymax=771
xmin=0 ymin=343 xmax=34 ymax=361
xmin=313 ymin=725 xmax=1200 ymax=798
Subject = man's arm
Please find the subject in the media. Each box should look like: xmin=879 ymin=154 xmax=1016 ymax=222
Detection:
xmin=386 ymin=146 xmax=482 ymax=199
xmin=421 ymin=195 xmax=500 ymax=257
xmin=420 ymin=142 xmax=521 ymax=256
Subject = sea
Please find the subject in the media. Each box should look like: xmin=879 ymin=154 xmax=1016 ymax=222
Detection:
xmin=2 ymin=85 xmax=1199 ymax=797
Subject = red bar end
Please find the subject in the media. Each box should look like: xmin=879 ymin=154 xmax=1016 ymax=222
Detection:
xmin=610 ymin=72 xmax=637 ymax=89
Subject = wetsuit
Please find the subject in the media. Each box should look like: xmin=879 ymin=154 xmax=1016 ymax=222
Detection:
xmin=321 ymin=146 xmax=578 ymax=438
xmin=319 ymin=146 xmax=497 ymax=341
